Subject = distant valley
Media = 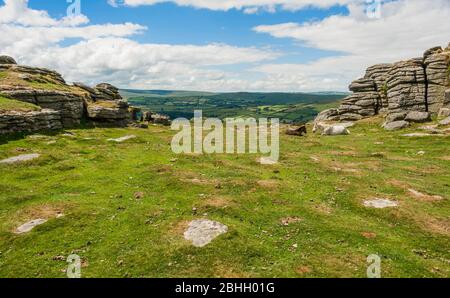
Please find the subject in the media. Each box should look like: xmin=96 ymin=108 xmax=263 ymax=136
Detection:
xmin=121 ymin=89 xmax=347 ymax=123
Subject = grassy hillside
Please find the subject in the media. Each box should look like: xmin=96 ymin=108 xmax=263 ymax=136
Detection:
xmin=0 ymin=95 xmax=41 ymax=112
xmin=124 ymin=91 xmax=345 ymax=123
xmin=0 ymin=117 xmax=448 ymax=278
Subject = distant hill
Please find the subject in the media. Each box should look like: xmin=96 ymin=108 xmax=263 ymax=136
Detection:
xmin=121 ymin=89 xmax=346 ymax=123
xmin=120 ymin=89 xmax=216 ymax=99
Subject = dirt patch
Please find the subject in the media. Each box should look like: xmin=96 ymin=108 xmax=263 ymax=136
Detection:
xmin=16 ymin=204 xmax=67 ymax=220
xmin=401 ymin=165 xmax=443 ymax=174
xmin=212 ymin=261 xmax=250 ymax=278
xmin=422 ymin=218 xmax=450 ymax=236
xmin=328 ymin=151 xmax=358 ymax=157
xmin=201 ymin=196 xmax=234 ymax=208
xmin=280 ymin=217 xmax=303 ymax=226
xmin=389 ymin=179 xmax=409 ymax=189
xmin=389 ymin=180 xmax=445 ymax=202
xmin=176 ymin=171 xmax=218 ymax=186
xmin=257 ymin=180 xmax=279 ymax=189
xmin=170 ymin=220 xmax=190 ymax=236
xmin=295 ymin=266 xmax=312 ymax=275
xmin=407 ymin=189 xmax=444 ymax=202
xmin=361 ymin=232 xmax=377 ymax=239
xmin=12 ymin=204 xmax=68 ymax=233
xmin=313 ymin=203 xmax=334 ymax=215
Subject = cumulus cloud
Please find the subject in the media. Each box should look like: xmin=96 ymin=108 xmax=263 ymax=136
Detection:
xmin=1 ymin=0 xmax=448 ymax=92
xmin=0 ymin=0 xmax=277 ymax=91
xmin=253 ymin=0 xmax=450 ymax=91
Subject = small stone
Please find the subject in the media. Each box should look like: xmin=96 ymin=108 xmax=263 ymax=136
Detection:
xmin=107 ymin=135 xmax=136 ymax=143
xmin=363 ymin=198 xmax=398 ymax=209
xmin=439 ymin=116 xmax=450 ymax=126
xmin=258 ymin=157 xmax=278 ymax=165
xmin=15 ymin=219 xmax=47 ymax=234
xmin=0 ymin=153 xmax=40 ymax=164
xmin=383 ymin=121 xmax=409 ymax=131
xmin=405 ymin=111 xmax=431 ymax=123
xmin=0 ymin=55 xmax=17 ymax=64
xmin=184 ymin=219 xmax=228 ymax=247
xmin=438 ymin=108 xmax=450 ymax=119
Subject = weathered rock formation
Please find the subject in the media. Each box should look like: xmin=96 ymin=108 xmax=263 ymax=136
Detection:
xmin=317 ymin=43 xmax=450 ymax=129
xmin=0 ymin=56 xmax=141 ymax=134
xmin=0 ymin=109 xmax=62 ymax=134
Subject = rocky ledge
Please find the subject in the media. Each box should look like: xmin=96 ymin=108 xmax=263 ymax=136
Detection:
xmin=0 ymin=56 xmax=169 ymax=135
xmin=316 ymin=43 xmax=450 ymax=129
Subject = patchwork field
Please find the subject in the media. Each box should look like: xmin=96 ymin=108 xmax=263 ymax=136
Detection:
xmin=125 ymin=91 xmax=345 ymax=123
xmin=0 ymin=118 xmax=449 ymax=278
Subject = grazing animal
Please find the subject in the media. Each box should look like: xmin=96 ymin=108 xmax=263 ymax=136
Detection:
xmin=286 ymin=125 xmax=307 ymax=136
xmin=313 ymin=121 xmax=354 ymax=134
xmin=322 ymin=125 xmax=350 ymax=136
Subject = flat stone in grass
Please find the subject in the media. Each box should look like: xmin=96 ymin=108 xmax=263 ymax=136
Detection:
xmin=107 ymin=135 xmax=136 ymax=143
xmin=0 ymin=153 xmax=40 ymax=164
xmin=258 ymin=157 xmax=278 ymax=165
xmin=15 ymin=219 xmax=47 ymax=234
xmin=402 ymin=133 xmax=445 ymax=137
xmin=184 ymin=219 xmax=228 ymax=247
xmin=363 ymin=199 xmax=398 ymax=209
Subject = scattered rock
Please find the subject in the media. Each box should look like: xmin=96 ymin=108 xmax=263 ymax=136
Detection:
xmin=363 ymin=198 xmax=398 ymax=209
xmin=15 ymin=219 xmax=47 ymax=234
xmin=0 ymin=153 xmax=40 ymax=164
xmin=258 ymin=157 xmax=278 ymax=165
xmin=184 ymin=219 xmax=228 ymax=247
xmin=439 ymin=116 xmax=450 ymax=126
xmin=383 ymin=121 xmax=409 ymax=131
xmin=0 ymin=55 xmax=17 ymax=64
xmin=405 ymin=111 xmax=431 ymax=123
xmin=438 ymin=108 xmax=450 ymax=118
xmin=107 ymin=135 xmax=136 ymax=143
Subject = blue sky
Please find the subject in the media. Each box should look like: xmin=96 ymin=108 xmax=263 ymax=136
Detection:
xmin=29 ymin=0 xmax=347 ymax=63
xmin=1 ymin=0 xmax=449 ymax=92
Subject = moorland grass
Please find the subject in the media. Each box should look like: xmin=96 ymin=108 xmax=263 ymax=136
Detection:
xmin=0 ymin=118 xmax=448 ymax=277
xmin=0 ymin=95 xmax=41 ymax=112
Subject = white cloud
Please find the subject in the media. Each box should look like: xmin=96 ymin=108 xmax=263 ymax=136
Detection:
xmin=111 ymin=0 xmax=359 ymax=13
xmin=253 ymin=0 xmax=450 ymax=90
xmin=0 ymin=0 xmax=277 ymax=91
xmin=1 ymin=0 xmax=448 ymax=92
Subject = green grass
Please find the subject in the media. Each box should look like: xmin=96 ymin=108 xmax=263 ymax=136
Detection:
xmin=0 ymin=95 xmax=41 ymax=112
xmin=0 ymin=71 xmax=7 ymax=80
xmin=28 ymin=81 xmax=72 ymax=92
xmin=0 ymin=118 xmax=449 ymax=278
